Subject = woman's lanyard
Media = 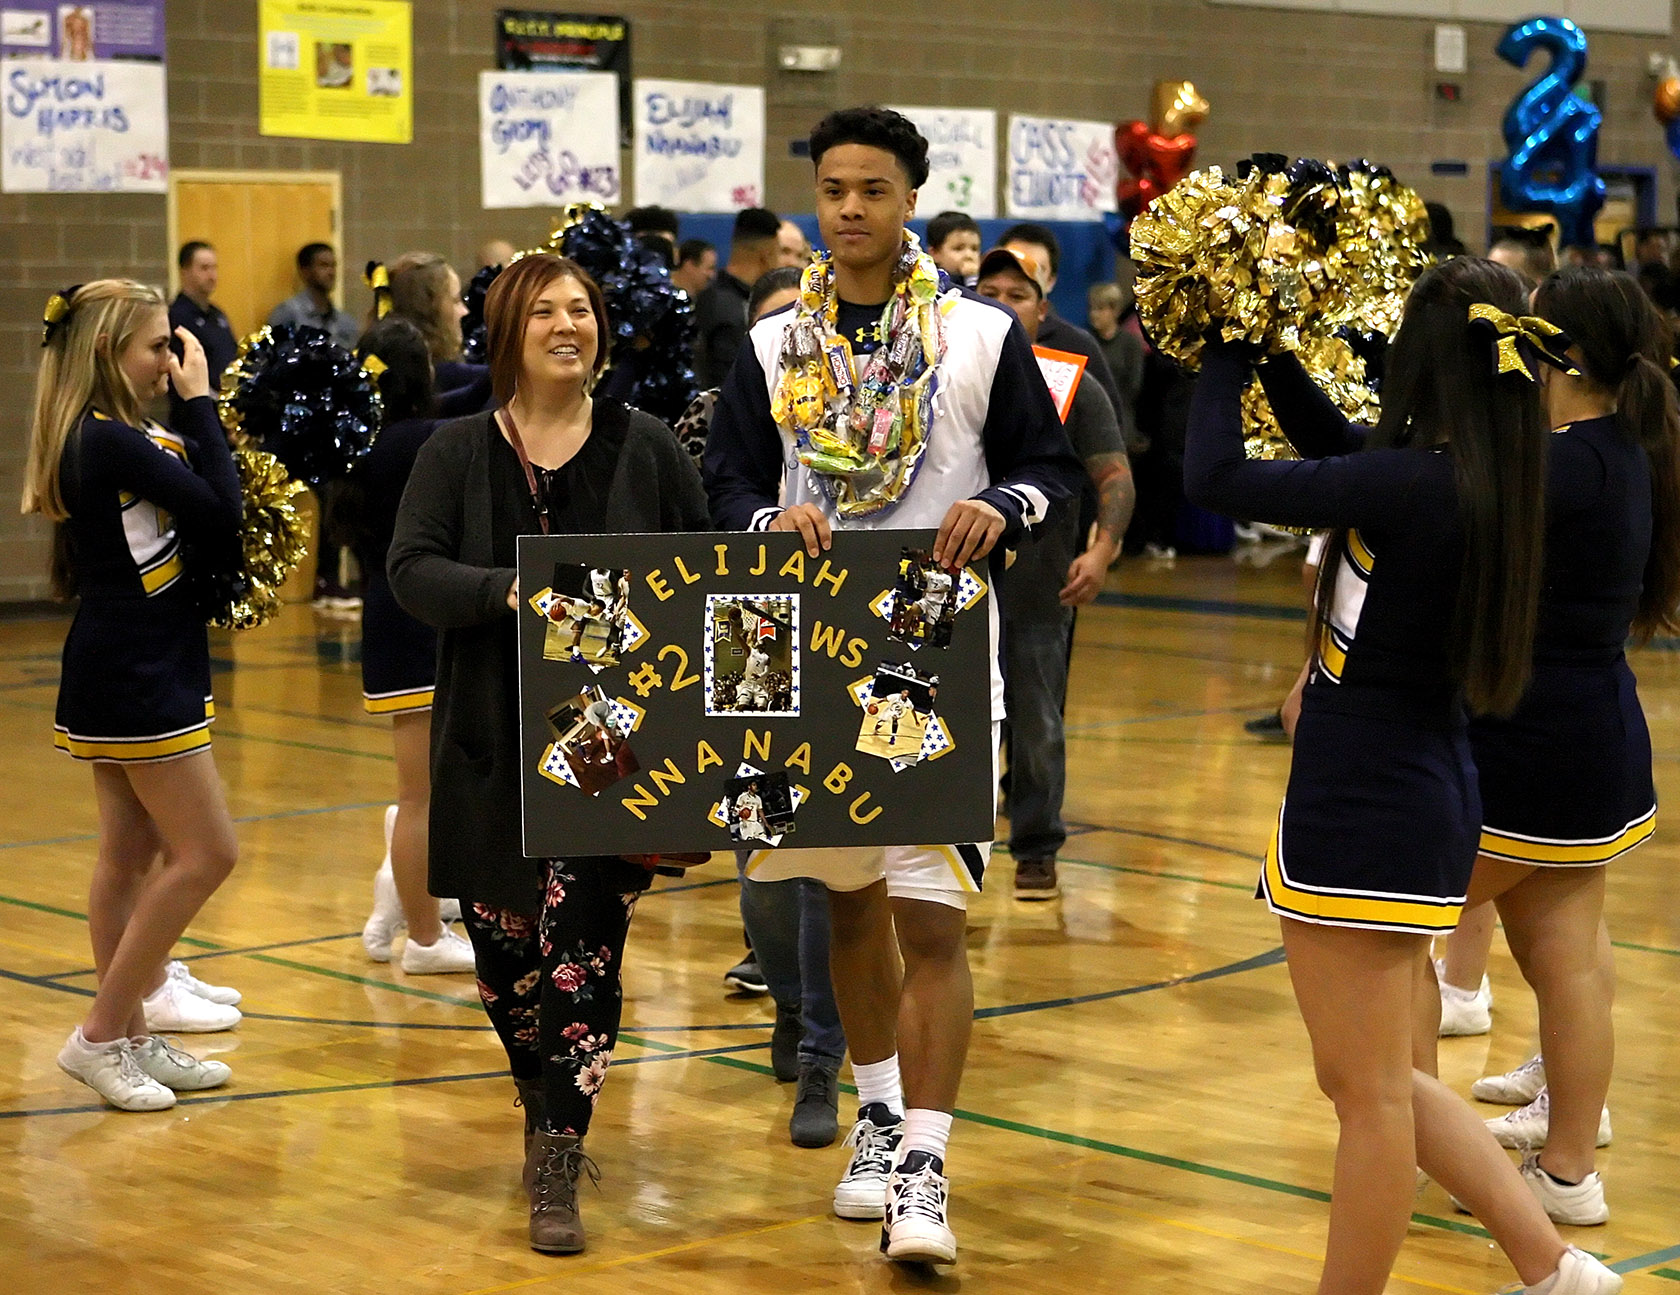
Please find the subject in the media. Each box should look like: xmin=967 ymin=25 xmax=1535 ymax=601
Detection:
xmin=497 ymin=406 xmax=551 ymax=535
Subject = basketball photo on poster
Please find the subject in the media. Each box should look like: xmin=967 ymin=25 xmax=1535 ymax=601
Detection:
xmin=723 ymin=771 xmax=797 ymax=845
xmin=544 ymin=685 xmax=640 ymax=796
xmin=889 ymin=548 xmax=958 ymax=648
xmin=541 ymin=563 xmax=631 ymax=666
xmin=856 ymin=661 xmax=937 ymax=764
xmin=704 ymin=594 xmax=799 ymax=716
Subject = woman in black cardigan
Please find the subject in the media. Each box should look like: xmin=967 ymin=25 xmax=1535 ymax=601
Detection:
xmin=389 ymin=253 xmax=710 ymax=1255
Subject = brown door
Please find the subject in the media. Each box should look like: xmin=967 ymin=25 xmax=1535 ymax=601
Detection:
xmin=168 ymin=170 xmax=342 ymax=343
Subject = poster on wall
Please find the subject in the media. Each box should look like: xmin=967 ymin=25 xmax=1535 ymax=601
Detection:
xmin=887 ymin=105 xmax=996 ymax=218
xmin=258 ymin=0 xmax=412 ymax=144
xmin=516 ymin=529 xmax=993 ymax=857
xmin=2 ymin=57 xmax=166 ymax=190
xmin=632 ymin=78 xmax=763 ymax=212
xmin=1005 ymin=113 xmax=1119 ymax=222
xmin=1 ymin=1 xmax=165 ymax=59
xmin=480 ymin=67 xmax=620 ymax=209
xmin=495 ymin=10 xmax=630 ymax=144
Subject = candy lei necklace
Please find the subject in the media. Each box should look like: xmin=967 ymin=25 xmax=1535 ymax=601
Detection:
xmin=770 ymin=232 xmax=946 ymax=518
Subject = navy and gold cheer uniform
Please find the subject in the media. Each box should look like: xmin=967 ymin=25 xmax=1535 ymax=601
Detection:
xmin=355 ymin=416 xmax=440 ymax=714
xmin=1187 ymin=345 xmax=1477 ymax=934
xmin=54 ymin=396 xmax=240 ymax=762
xmin=1470 ymin=414 xmax=1655 ymax=865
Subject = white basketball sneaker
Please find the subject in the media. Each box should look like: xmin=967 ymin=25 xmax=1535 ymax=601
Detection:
xmin=1473 ymin=1053 xmax=1546 ymax=1105
xmin=130 ymin=1035 xmax=231 ymax=1091
xmin=833 ymin=1104 xmax=902 ymax=1220
xmin=167 ymin=960 xmax=240 ymax=1006
xmin=361 ymin=804 xmax=403 ymax=961
xmin=1486 ymin=1088 xmax=1612 ymax=1150
xmin=57 ymin=1028 xmax=175 ymax=1111
xmin=881 ymin=1149 xmax=957 ymax=1265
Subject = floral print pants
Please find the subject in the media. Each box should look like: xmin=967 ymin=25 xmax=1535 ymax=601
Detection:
xmin=461 ymin=856 xmax=652 ymax=1137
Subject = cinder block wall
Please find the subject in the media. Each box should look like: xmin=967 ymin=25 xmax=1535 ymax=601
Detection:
xmin=1 ymin=0 xmax=1673 ymax=598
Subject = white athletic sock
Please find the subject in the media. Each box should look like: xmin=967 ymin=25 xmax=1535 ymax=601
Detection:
xmin=852 ymin=1055 xmax=903 ymax=1118
xmin=899 ymin=1108 xmax=953 ymax=1164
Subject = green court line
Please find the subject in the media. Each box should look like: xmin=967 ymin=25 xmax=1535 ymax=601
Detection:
xmin=239 ymin=952 xmax=480 ymax=1007
xmin=1062 ymin=855 xmax=1254 ymax=892
xmin=1654 ymin=1268 xmax=1680 ymax=1281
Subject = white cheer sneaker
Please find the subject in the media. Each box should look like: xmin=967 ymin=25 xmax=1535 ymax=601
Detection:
xmin=167 ymin=959 xmax=240 ymax=1006
xmin=399 ymin=924 xmax=476 ymax=974
xmin=1436 ymin=959 xmax=1493 ymax=1036
xmin=1473 ymin=1053 xmax=1546 ymax=1105
xmin=361 ymin=805 xmax=403 ymax=961
xmin=57 ymin=1028 xmax=175 ymax=1111
xmin=130 ymin=1035 xmax=231 ymax=1091
xmin=1486 ymin=1088 xmax=1611 ymax=1150
xmin=1516 ymin=1244 xmax=1621 ymax=1293
xmin=142 ymin=976 xmax=241 ymax=1033
xmin=1520 ymin=1154 xmax=1610 ymax=1227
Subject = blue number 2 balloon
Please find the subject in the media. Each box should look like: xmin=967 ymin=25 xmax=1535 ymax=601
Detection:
xmin=1497 ymin=16 xmax=1605 ymax=245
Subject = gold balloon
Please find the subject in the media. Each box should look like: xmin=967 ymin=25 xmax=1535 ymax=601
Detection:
xmin=1655 ymin=77 xmax=1680 ymax=126
xmin=1154 ymin=80 xmax=1210 ymax=136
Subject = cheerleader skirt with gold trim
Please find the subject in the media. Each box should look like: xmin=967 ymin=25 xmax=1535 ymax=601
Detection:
xmin=55 ymin=593 xmax=214 ymax=764
xmin=1470 ymin=658 xmax=1655 ymax=867
xmin=1260 ymin=690 xmax=1478 ymax=935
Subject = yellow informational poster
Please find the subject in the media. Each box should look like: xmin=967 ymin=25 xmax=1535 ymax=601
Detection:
xmin=258 ymin=0 xmax=412 ymax=143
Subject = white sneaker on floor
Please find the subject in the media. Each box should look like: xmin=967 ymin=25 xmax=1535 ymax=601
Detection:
xmin=57 ymin=1028 xmax=175 ymax=1111
xmin=130 ymin=1035 xmax=231 ymax=1091
xmin=142 ymin=977 xmax=241 ymax=1033
xmin=881 ymin=1149 xmax=957 ymax=1265
xmin=1518 ymin=1244 xmax=1622 ymax=1293
xmin=167 ymin=959 xmax=240 ymax=1006
xmin=1486 ymin=1088 xmax=1612 ymax=1150
xmin=833 ymin=1104 xmax=902 ymax=1220
xmin=1473 ymin=1053 xmax=1546 ymax=1105
xmin=399 ymin=924 xmax=476 ymax=974
xmin=1436 ymin=959 xmax=1492 ymax=1036
xmin=361 ymin=804 xmax=402 ymax=962
xmin=1519 ymin=1155 xmax=1609 ymax=1227
xmin=438 ymin=896 xmax=461 ymax=924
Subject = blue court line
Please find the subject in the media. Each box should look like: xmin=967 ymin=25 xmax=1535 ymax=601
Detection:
xmin=0 ymin=1039 xmax=772 ymax=1121
xmin=972 ymin=946 xmax=1285 ymax=1019
xmin=1613 ymin=1243 xmax=1680 ymax=1276
xmin=1093 ymin=590 xmax=1307 ymax=622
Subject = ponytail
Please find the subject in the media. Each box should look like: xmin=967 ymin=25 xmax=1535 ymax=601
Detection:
xmin=1619 ymin=351 xmax=1680 ymax=639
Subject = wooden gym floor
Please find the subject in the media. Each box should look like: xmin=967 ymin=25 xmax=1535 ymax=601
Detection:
xmin=1 ymin=550 xmax=1676 ymax=1293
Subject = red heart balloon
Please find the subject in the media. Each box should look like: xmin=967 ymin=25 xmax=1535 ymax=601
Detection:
xmin=1144 ymin=132 xmax=1199 ymax=191
xmin=1116 ymin=120 xmax=1153 ymax=176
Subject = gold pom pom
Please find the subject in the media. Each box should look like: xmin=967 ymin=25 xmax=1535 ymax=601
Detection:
xmin=208 ymin=448 xmax=310 ymax=632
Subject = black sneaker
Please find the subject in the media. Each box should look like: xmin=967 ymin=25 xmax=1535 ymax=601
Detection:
xmin=770 ymin=1001 xmax=801 ymax=1082
xmin=789 ymin=1062 xmax=840 ymax=1148
xmin=723 ymin=956 xmax=768 ymax=996
xmin=1243 ymin=710 xmax=1289 ymax=742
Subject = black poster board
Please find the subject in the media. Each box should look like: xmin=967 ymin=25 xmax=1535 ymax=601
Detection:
xmin=494 ymin=9 xmax=631 ymax=145
xmin=517 ymin=530 xmax=994 ymax=857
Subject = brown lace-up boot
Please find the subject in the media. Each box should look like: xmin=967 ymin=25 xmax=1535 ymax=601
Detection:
xmin=528 ymin=1129 xmax=599 ymax=1254
xmin=514 ymin=1077 xmax=545 ymax=1198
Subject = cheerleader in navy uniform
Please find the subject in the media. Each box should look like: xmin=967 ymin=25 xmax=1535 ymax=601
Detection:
xmin=351 ymin=318 xmax=474 ymax=974
xmin=25 ymin=281 xmax=244 ymax=1111
xmin=1441 ymin=269 xmax=1680 ymax=1227
xmin=1186 ymin=257 xmax=1622 ymax=1295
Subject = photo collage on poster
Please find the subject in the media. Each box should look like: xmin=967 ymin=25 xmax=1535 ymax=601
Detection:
xmin=523 ymin=538 xmax=985 ymax=852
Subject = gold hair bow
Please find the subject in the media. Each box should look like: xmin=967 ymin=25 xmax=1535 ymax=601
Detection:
xmin=41 ymin=285 xmax=82 ymax=347
xmin=364 ymin=261 xmax=392 ymax=320
xmin=1467 ymin=303 xmax=1581 ymax=382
